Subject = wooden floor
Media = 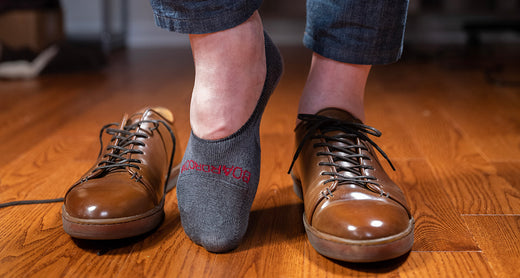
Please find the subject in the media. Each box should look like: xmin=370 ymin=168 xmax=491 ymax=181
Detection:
xmin=0 ymin=44 xmax=519 ymax=277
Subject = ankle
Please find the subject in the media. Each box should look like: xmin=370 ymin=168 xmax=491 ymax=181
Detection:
xmin=298 ymin=53 xmax=370 ymax=122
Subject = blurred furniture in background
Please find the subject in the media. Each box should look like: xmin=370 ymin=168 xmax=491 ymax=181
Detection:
xmin=0 ymin=0 xmax=128 ymax=54
xmin=0 ymin=0 xmax=63 ymax=52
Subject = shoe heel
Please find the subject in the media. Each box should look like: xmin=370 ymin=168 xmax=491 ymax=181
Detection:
xmin=291 ymin=173 xmax=303 ymax=200
xmin=165 ymin=163 xmax=181 ymax=193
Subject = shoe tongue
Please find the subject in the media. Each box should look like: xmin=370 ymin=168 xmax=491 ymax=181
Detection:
xmin=119 ymin=113 xmax=131 ymax=128
xmin=111 ymin=113 xmax=130 ymax=147
xmin=315 ymin=108 xmax=362 ymax=124
xmin=127 ymin=108 xmax=160 ymax=131
xmin=315 ymin=108 xmax=363 ymax=176
xmin=126 ymin=107 xmax=174 ymax=126
xmin=126 ymin=111 xmax=146 ymax=126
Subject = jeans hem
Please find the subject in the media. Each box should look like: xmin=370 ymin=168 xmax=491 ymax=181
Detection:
xmin=303 ymin=33 xmax=404 ymax=65
xmin=152 ymin=2 xmax=261 ymax=34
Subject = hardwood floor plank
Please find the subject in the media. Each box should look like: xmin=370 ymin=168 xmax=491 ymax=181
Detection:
xmin=388 ymin=159 xmax=478 ymax=251
xmin=366 ymin=68 xmax=520 ymax=215
xmin=463 ymin=216 xmax=520 ymax=277
xmin=0 ymin=135 xmax=94 ymax=203
xmin=0 ymin=74 xmax=118 ymax=167
xmin=432 ymin=74 xmax=520 ymax=162
xmin=0 ymin=204 xmax=135 ymax=278
xmin=398 ymin=252 xmax=495 ymax=278
xmin=494 ymin=162 xmax=520 ymax=193
xmin=365 ymin=92 xmax=424 ymax=160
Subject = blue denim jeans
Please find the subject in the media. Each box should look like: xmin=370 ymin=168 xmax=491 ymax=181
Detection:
xmin=149 ymin=0 xmax=409 ymax=65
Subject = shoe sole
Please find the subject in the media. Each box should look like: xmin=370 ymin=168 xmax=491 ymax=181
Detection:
xmin=62 ymin=164 xmax=180 ymax=240
xmin=292 ymin=176 xmax=414 ymax=263
xmin=62 ymin=203 xmax=165 ymax=240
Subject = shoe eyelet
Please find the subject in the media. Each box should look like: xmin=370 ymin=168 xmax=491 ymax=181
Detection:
xmin=321 ymin=188 xmax=334 ymax=199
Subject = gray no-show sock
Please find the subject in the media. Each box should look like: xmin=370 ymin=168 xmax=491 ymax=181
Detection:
xmin=176 ymin=32 xmax=283 ymax=253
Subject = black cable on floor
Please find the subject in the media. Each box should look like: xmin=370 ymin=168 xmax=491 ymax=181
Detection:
xmin=0 ymin=198 xmax=64 ymax=209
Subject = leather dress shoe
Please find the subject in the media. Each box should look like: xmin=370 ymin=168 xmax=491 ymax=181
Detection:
xmin=289 ymin=108 xmax=414 ymax=262
xmin=62 ymin=107 xmax=182 ymax=239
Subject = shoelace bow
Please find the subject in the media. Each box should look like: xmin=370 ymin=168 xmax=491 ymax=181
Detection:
xmin=288 ymin=113 xmax=395 ymax=197
xmin=0 ymin=118 xmax=176 ymax=209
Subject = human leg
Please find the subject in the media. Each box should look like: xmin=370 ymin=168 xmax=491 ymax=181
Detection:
xmin=150 ymin=0 xmax=283 ymax=252
xmin=151 ymin=0 xmax=267 ymax=139
xmin=290 ymin=0 xmax=413 ymax=262
xmin=298 ymin=54 xmax=370 ymax=121
xmin=300 ymin=0 xmax=409 ymax=120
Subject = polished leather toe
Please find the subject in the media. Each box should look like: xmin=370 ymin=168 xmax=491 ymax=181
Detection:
xmin=312 ymin=199 xmax=411 ymax=241
xmin=65 ymin=175 xmax=156 ymax=219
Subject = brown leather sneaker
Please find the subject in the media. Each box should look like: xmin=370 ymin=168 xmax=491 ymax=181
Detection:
xmin=62 ymin=107 xmax=182 ymax=239
xmin=289 ymin=108 xmax=414 ymax=262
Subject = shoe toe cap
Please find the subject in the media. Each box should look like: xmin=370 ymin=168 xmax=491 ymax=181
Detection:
xmin=64 ymin=179 xmax=156 ymax=219
xmin=311 ymin=199 xmax=411 ymax=241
